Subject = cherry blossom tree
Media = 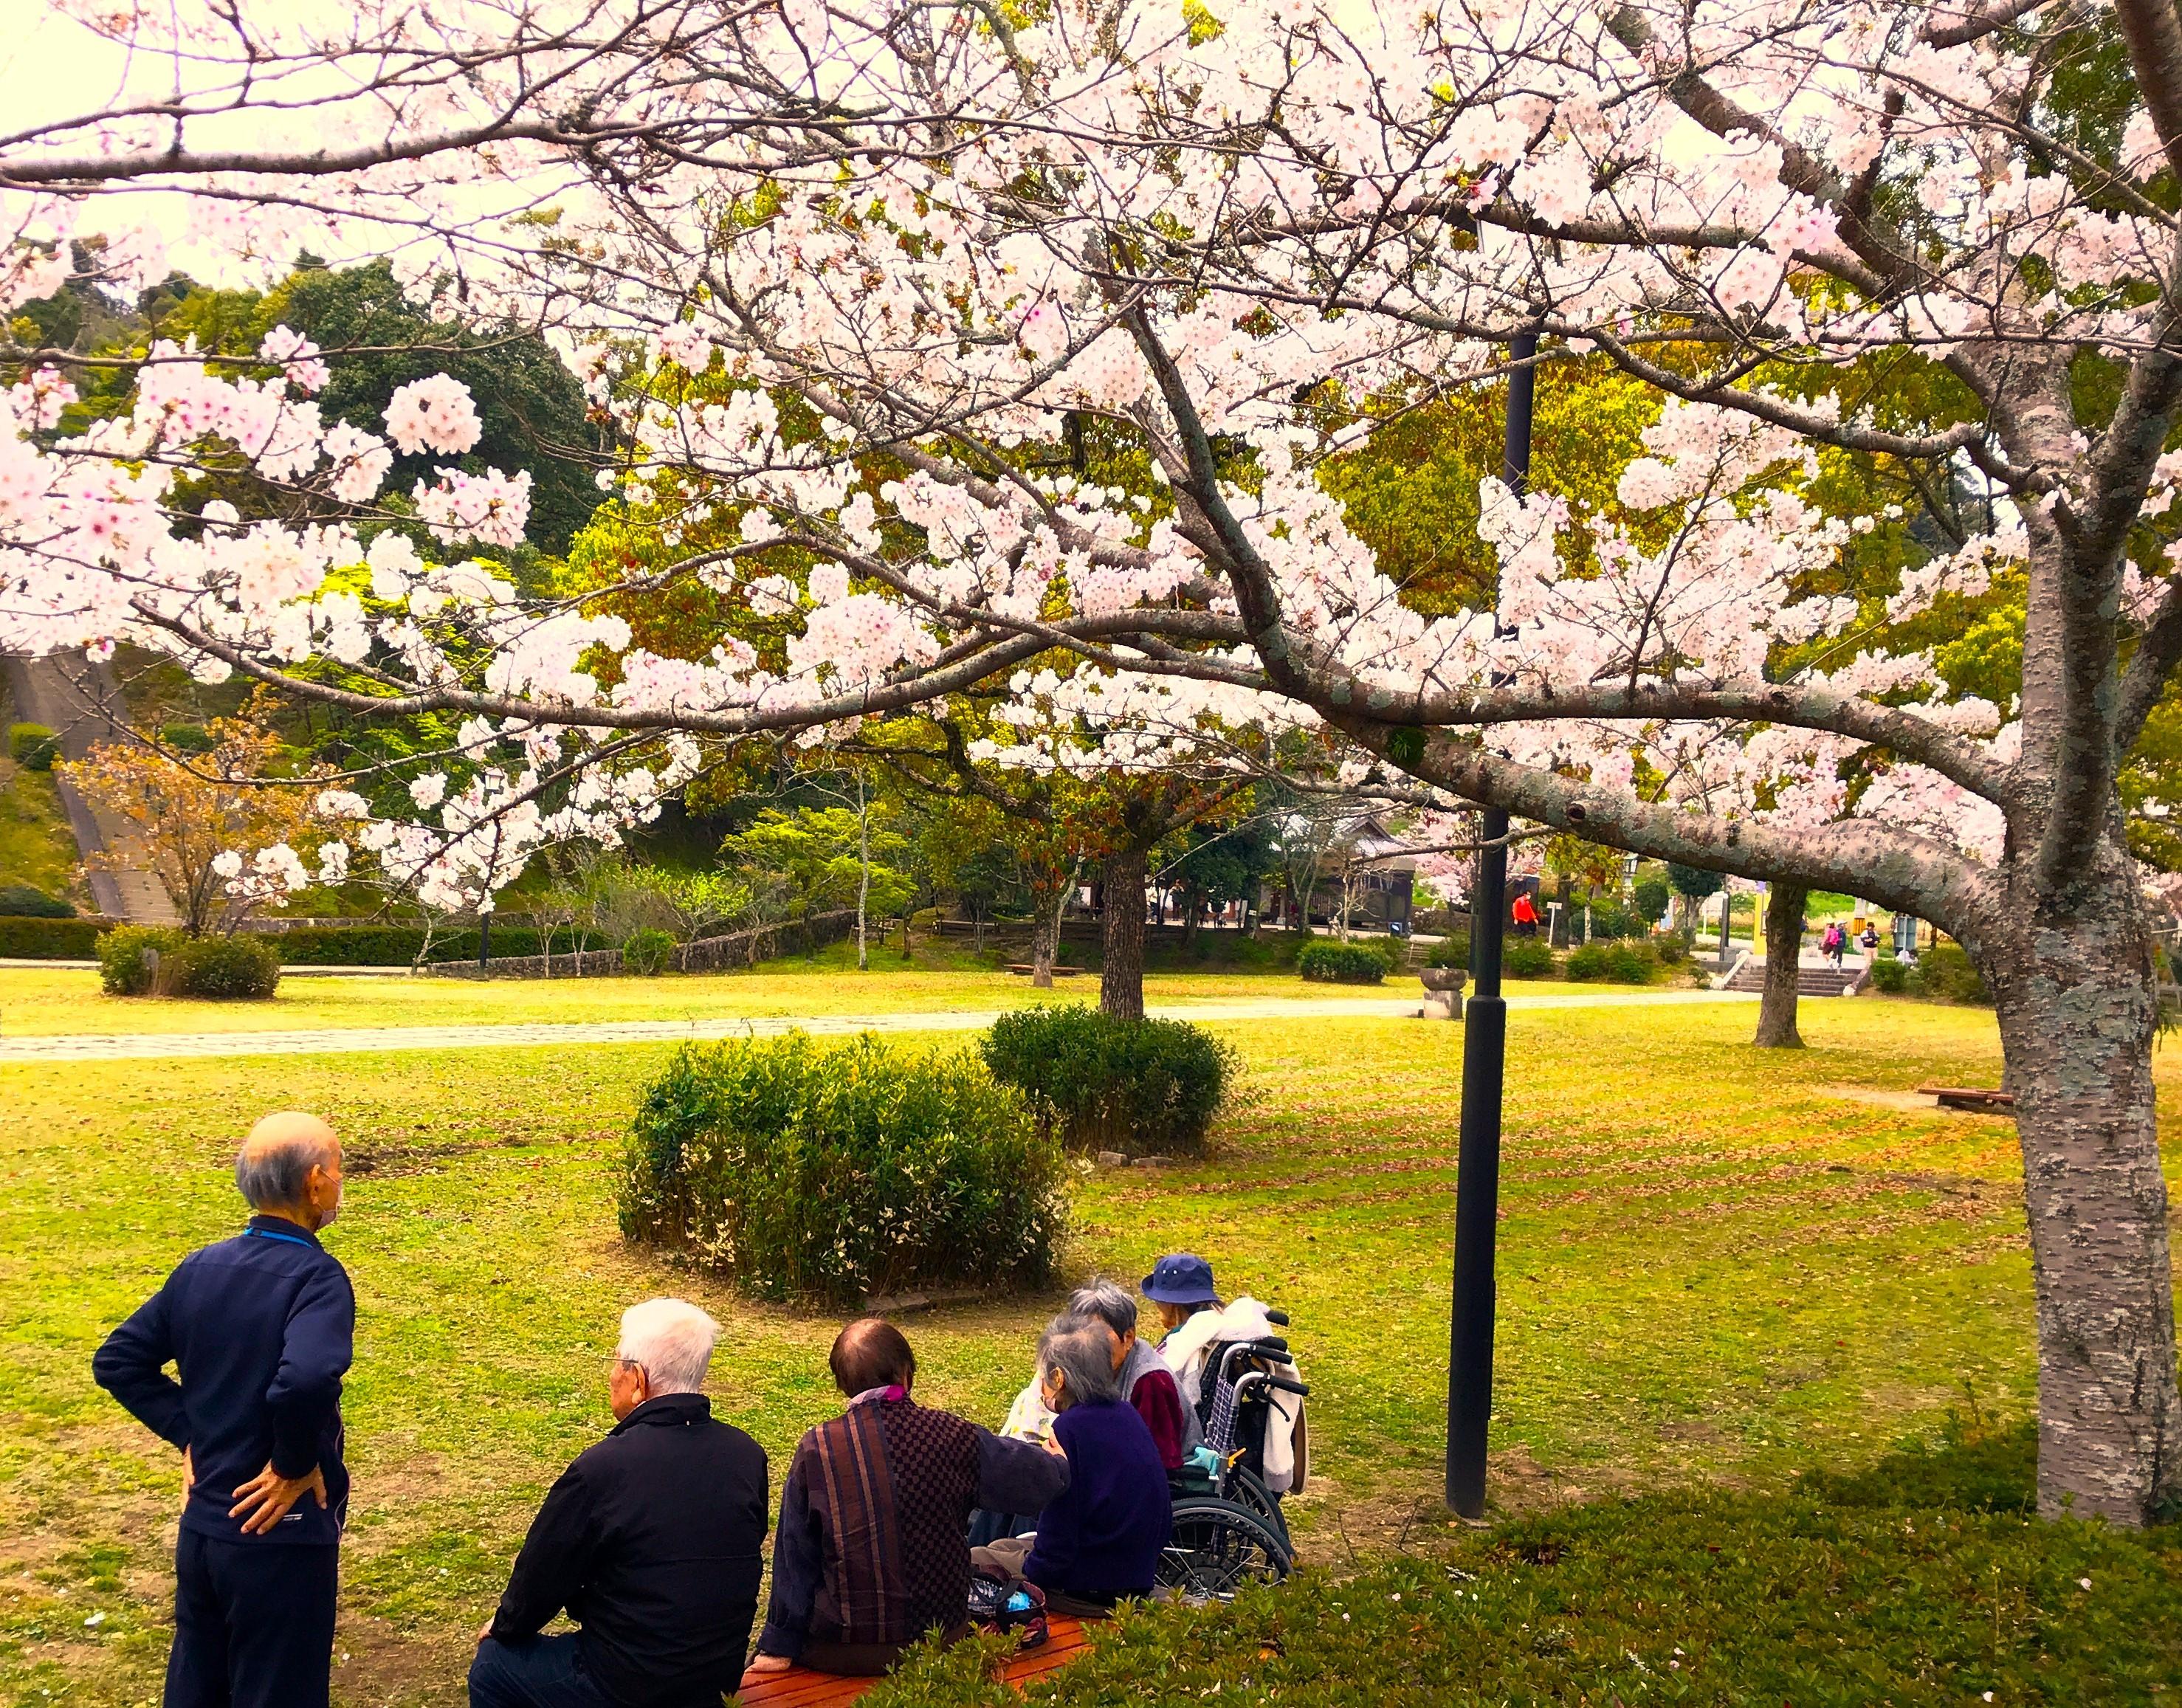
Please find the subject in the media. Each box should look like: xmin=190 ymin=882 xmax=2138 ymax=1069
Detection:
xmin=8 ymin=0 xmax=2182 ymax=1521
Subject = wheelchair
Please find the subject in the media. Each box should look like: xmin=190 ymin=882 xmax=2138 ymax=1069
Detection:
xmin=1157 ymin=1310 xmax=1308 ymax=1602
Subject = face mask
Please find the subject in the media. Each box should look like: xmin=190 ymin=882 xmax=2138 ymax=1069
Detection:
xmin=319 ymin=1180 xmax=343 ymax=1228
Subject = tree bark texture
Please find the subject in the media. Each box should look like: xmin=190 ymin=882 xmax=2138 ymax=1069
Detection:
xmin=1101 ymin=847 xmax=1147 ymax=1020
xmin=1755 ymin=884 xmax=1807 ymax=1048
xmin=1030 ymin=887 xmax=1059 ymax=989
xmin=1981 ymin=858 xmax=2182 ymax=1522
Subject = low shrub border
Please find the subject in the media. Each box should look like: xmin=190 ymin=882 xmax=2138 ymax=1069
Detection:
xmin=619 ymin=1033 xmax=1066 ymax=1304
xmin=0 ymin=915 xmax=104 ymax=957
xmin=981 ymin=1005 xmax=1236 ymax=1158
xmin=1296 ymin=940 xmax=1391 ymax=985
xmin=858 ymin=1423 xmax=2182 ymax=1708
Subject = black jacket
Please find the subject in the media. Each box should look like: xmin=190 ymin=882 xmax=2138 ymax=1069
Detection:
xmin=92 ymin=1215 xmax=354 ymax=1547
xmin=490 ymin=1393 xmax=768 ymax=1708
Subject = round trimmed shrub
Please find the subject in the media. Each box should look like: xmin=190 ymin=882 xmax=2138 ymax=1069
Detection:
xmin=619 ymin=1033 xmax=1067 ymax=1304
xmin=1296 ymin=940 xmax=1391 ymax=984
xmin=1502 ymin=936 xmax=1557 ymax=978
xmin=167 ymin=934 xmax=282 ymax=999
xmin=96 ymin=925 xmax=187 ymax=995
xmin=1871 ymin=951 xmax=1910 ymax=994
xmin=0 ymin=884 xmax=75 ymax=918
xmin=622 ymin=927 xmax=674 ymax=974
xmin=1566 ymin=942 xmax=1655 ymax=984
xmin=981 ymin=1005 xmax=1235 ymax=1157
xmin=160 ymin=723 xmax=216 ymax=754
xmin=8 ymin=723 xmax=58 ymax=771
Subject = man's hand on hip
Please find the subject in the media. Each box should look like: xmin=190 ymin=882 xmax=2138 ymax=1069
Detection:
xmin=228 ymin=1461 xmax=328 ymax=1534
xmin=180 ymin=1444 xmax=195 ymax=1509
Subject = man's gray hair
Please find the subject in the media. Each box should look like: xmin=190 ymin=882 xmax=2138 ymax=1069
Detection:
xmin=617 ymin=1298 xmax=720 ymax=1395
xmin=1068 ymin=1279 xmax=1138 ymax=1340
xmin=233 ymin=1126 xmax=337 ymax=1210
xmin=1039 ymin=1314 xmax=1122 ymax=1407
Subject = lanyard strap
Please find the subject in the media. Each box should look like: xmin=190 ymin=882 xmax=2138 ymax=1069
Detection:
xmin=246 ymin=1227 xmax=316 ymax=1250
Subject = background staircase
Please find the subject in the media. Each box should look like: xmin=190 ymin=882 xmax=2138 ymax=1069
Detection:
xmin=3 ymin=652 xmax=180 ymax=923
xmin=1723 ymin=955 xmax=1866 ymax=997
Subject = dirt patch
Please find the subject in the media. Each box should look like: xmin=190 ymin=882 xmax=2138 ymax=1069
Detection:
xmin=335 ymin=1608 xmax=469 ymax=1707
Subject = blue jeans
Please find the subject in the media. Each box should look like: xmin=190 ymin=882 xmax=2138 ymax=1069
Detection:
xmin=469 ymin=1634 xmax=616 ymax=1708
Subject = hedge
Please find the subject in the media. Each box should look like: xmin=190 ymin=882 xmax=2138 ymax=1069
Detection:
xmin=1564 ymin=941 xmax=1656 ymax=985
xmin=981 ymin=1005 xmax=1235 ymax=1157
xmin=7 ymin=722 xmax=57 ymax=771
xmin=0 ymin=915 xmax=102 ymax=957
xmin=0 ymin=884 xmax=74 ymax=918
xmin=1296 ymin=940 xmax=1391 ymax=984
xmin=854 ymin=1422 xmax=2182 ymax=1708
xmin=619 ymin=1034 xmax=1066 ymax=1304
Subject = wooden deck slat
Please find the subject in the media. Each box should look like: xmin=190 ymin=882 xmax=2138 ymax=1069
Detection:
xmin=735 ymin=1618 xmax=1093 ymax=1706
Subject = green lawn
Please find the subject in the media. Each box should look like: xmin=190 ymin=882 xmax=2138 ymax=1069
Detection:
xmin=0 ymin=760 xmax=78 ymax=903
xmin=1 ymin=991 xmax=2173 ymax=1704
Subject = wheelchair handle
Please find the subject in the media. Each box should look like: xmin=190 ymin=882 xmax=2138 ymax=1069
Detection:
xmin=1265 ymin=1375 xmax=1309 ymax=1397
xmin=1264 ymin=1309 xmax=1290 ymax=1327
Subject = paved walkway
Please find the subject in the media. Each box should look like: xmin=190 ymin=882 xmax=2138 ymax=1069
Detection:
xmin=0 ymin=988 xmax=1754 ymax=1063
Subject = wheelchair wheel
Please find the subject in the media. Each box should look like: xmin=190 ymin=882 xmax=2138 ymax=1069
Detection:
xmin=1159 ymin=1498 xmax=1293 ymax=1602
xmin=1226 ymin=1467 xmax=1290 ymax=1547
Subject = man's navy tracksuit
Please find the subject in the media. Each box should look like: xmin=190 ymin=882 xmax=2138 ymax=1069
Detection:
xmin=94 ymin=1214 xmax=355 ymax=1708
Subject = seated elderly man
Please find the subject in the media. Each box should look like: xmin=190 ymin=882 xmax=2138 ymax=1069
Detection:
xmin=470 ymin=1299 xmax=768 ymax=1708
xmin=972 ymin=1318 xmax=1172 ymax=1616
xmin=746 ymin=1319 xmax=1068 ymax=1679
xmin=1067 ymin=1280 xmax=1199 ymax=1472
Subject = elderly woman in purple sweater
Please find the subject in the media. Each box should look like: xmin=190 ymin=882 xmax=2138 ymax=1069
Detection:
xmin=973 ymin=1318 xmax=1171 ymax=1616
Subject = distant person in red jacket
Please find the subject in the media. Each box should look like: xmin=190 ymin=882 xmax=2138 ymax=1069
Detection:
xmin=1511 ymin=892 xmax=1541 ymax=937
xmin=1068 ymin=1281 xmax=1198 ymax=1470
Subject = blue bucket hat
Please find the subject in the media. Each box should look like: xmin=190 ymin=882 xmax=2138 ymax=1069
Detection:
xmin=1140 ymin=1253 xmax=1217 ymax=1305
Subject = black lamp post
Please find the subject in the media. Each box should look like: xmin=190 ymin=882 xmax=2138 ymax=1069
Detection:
xmin=1446 ymin=328 xmax=1536 ymax=1518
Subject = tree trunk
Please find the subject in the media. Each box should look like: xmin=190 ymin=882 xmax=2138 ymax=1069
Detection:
xmin=1101 ymin=847 xmax=1147 ymax=1020
xmin=1030 ymin=901 xmax=1056 ymax=989
xmin=1755 ymin=883 xmax=1807 ymax=1048
xmin=856 ymin=781 xmax=870 ymax=973
xmin=1552 ymin=872 xmax=1573 ymax=946
xmin=1980 ymin=870 xmax=2182 ymax=1525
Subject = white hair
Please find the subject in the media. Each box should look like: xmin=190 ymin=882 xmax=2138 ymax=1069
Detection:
xmin=617 ymin=1298 xmax=719 ymax=1395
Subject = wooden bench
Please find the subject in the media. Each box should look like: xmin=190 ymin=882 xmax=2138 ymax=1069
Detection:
xmin=1002 ymin=963 xmax=1084 ymax=977
xmin=736 ymin=1618 xmax=1094 ymax=1706
xmin=1916 ymin=1084 xmax=2017 ymax=1114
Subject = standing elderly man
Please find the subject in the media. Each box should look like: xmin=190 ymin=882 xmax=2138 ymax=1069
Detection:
xmin=471 ymin=1298 xmax=768 ymax=1708
xmin=93 ymin=1112 xmax=354 ymax=1708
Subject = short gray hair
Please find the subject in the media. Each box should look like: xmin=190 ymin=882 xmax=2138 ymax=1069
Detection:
xmin=1068 ymin=1279 xmax=1138 ymax=1340
xmin=617 ymin=1298 xmax=719 ymax=1395
xmin=1039 ymin=1315 xmax=1121 ymax=1408
xmin=233 ymin=1127 xmax=337 ymax=1209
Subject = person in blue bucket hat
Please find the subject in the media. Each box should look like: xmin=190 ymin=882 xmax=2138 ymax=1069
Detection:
xmin=1139 ymin=1254 xmax=1222 ymax=1338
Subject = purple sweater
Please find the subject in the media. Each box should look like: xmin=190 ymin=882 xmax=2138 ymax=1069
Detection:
xmin=1024 ymin=1399 xmax=1173 ymax=1602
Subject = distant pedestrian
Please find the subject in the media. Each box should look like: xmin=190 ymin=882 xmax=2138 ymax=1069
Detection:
xmin=1822 ymin=923 xmax=1846 ymax=970
xmin=94 ymin=1112 xmax=353 ymax=1708
xmin=1859 ymin=923 xmax=1879 ymax=959
xmin=1510 ymin=892 xmax=1540 ymax=937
